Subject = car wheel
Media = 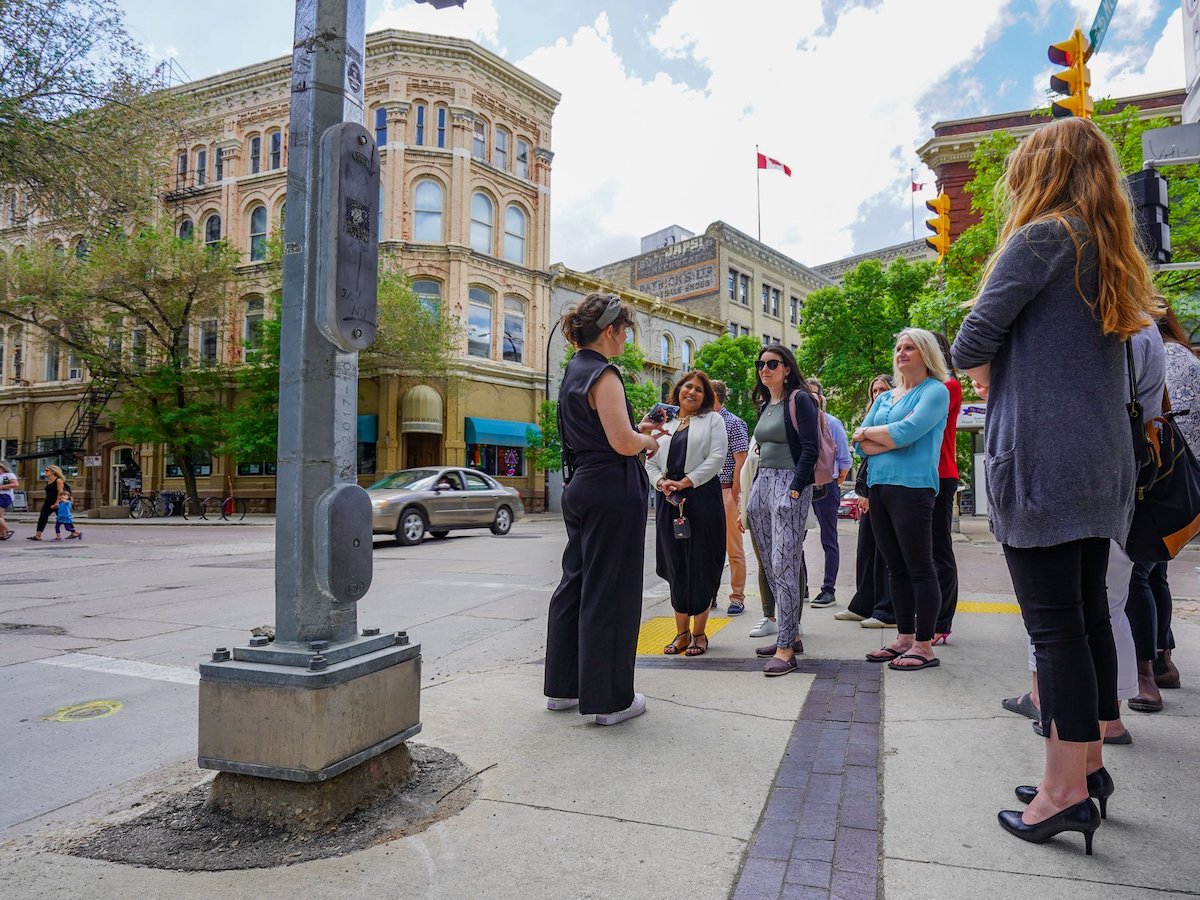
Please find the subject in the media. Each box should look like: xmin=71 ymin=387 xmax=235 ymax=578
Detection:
xmin=396 ymin=508 xmax=426 ymax=546
xmin=429 ymin=530 xmax=450 ymax=539
xmin=490 ymin=506 xmax=513 ymax=536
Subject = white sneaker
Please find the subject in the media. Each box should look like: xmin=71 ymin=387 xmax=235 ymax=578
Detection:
xmin=749 ymin=617 xmax=778 ymax=637
xmin=833 ymin=610 xmax=865 ymax=622
xmin=860 ymin=617 xmax=893 ymax=629
xmin=546 ymin=697 xmax=579 ymax=711
xmin=594 ymin=693 xmax=646 ymax=726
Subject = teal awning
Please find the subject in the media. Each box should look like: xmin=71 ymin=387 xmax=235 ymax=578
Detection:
xmin=464 ymin=417 xmax=540 ymax=447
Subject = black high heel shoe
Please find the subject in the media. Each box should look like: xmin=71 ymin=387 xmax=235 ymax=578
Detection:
xmin=1014 ymin=767 xmax=1114 ymax=819
xmin=997 ymin=797 xmax=1100 ymax=855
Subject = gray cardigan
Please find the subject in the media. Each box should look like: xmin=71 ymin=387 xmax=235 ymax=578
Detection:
xmin=951 ymin=219 xmax=1135 ymax=548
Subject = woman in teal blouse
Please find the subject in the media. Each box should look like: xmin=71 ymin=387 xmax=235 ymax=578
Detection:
xmin=853 ymin=328 xmax=950 ymax=671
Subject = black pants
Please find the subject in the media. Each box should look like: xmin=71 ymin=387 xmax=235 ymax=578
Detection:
xmin=1003 ymin=538 xmax=1117 ymax=743
xmin=545 ymin=459 xmax=648 ymax=715
xmin=1127 ymin=561 xmax=1176 ymax=661
xmin=868 ymin=484 xmax=938 ymax=641
xmin=848 ymin=510 xmax=894 ymax=622
xmin=36 ymin=495 xmax=55 ymax=533
xmin=933 ymin=477 xmax=959 ymax=633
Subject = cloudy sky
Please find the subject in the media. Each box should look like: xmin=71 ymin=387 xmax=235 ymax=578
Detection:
xmin=116 ymin=0 xmax=1188 ymax=270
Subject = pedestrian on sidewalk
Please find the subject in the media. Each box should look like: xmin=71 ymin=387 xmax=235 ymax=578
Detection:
xmin=0 ymin=462 xmax=19 ymax=540
xmin=745 ymin=344 xmax=820 ymax=677
xmin=853 ymin=329 xmax=950 ymax=672
xmin=835 ymin=375 xmax=896 ymax=628
xmin=53 ymin=487 xmax=82 ymax=541
xmin=645 ymin=370 xmax=728 ymax=657
xmin=931 ymin=333 xmax=963 ymax=645
xmin=544 ymin=293 xmax=661 ymax=726
xmin=953 ymin=116 xmax=1165 ymax=853
xmin=711 ymin=380 xmax=749 ymax=617
xmin=805 ymin=378 xmax=852 ymax=611
xmin=28 ymin=465 xmax=67 ymax=542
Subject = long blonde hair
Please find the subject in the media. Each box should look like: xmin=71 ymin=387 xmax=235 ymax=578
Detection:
xmin=44 ymin=465 xmax=64 ymax=481
xmin=978 ymin=117 xmax=1163 ymax=339
xmin=893 ymin=328 xmax=949 ymax=387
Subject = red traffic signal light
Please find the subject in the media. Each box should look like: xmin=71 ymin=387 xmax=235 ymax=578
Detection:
xmin=1048 ymin=29 xmax=1093 ymax=119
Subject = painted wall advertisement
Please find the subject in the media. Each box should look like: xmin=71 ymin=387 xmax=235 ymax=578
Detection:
xmin=634 ymin=236 xmax=718 ymax=302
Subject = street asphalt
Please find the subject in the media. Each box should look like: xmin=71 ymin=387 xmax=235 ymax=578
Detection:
xmin=0 ymin=512 xmax=1196 ymax=899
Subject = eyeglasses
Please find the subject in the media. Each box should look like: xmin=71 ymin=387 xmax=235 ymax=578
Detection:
xmin=755 ymin=359 xmax=783 ymax=371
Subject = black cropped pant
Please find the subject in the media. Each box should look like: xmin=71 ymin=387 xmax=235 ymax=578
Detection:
xmin=1003 ymin=538 xmax=1117 ymax=743
xmin=867 ymin=484 xmax=938 ymax=641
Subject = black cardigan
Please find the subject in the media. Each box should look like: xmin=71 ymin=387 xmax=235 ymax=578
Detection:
xmin=780 ymin=388 xmax=820 ymax=493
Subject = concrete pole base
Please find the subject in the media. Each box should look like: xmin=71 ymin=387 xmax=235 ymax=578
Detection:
xmin=206 ymin=742 xmax=416 ymax=834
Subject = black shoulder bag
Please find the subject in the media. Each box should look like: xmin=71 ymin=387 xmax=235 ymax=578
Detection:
xmin=1124 ymin=341 xmax=1200 ymax=562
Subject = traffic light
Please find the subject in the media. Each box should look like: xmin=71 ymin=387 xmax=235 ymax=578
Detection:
xmin=925 ymin=193 xmax=951 ymax=263
xmin=1048 ymin=28 xmax=1093 ymax=119
xmin=1127 ymin=168 xmax=1171 ymax=264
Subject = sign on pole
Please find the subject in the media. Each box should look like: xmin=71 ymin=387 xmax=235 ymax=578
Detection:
xmin=1090 ymin=0 xmax=1119 ymax=53
xmin=84 ymin=455 xmax=101 ymax=467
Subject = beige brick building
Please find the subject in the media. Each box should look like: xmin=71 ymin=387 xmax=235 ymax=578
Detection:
xmin=0 ymin=29 xmax=560 ymax=510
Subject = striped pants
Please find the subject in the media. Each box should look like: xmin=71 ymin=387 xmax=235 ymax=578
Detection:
xmin=747 ymin=468 xmax=812 ymax=649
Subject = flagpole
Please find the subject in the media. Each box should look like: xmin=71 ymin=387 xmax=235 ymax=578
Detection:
xmin=910 ymin=168 xmax=916 ymax=242
xmin=756 ymin=145 xmax=762 ymax=242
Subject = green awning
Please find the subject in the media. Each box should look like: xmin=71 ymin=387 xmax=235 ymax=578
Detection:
xmin=464 ymin=417 xmax=540 ymax=447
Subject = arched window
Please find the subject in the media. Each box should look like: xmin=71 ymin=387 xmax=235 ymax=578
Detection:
xmin=503 ymin=204 xmax=526 ymax=265
xmin=244 ymin=296 xmax=265 ymax=357
xmin=413 ymin=179 xmax=443 ymax=243
xmin=374 ymin=107 xmax=388 ymax=146
xmin=204 ymin=214 xmax=222 ymax=247
xmin=74 ymin=238 xmax=87 ymax=258
xmin=268 ymin=130 xmax=282 ymax=169
xmin=682 ymin=340 xmax=694 ymax=369
xmin=175 ymin=150 xmax=188 ymax=189
xmin=249 ymin=135 xmax=261 ymax=174
xmin=195 ymin=148 xmax=207 ymax=185
xmin=436 ymin=105 xmax=447 ymax=148
xmin=249 ymin=205 xmax=267 ymax=262
xmin=662 ymin=381 xmax=671 ymax=402
xmin=660 ymin=334 xmax=673 ymax=365
xmin=470 ymin=192 xmax=493 ymax=255
xmin=472 ymin=118 xmax=487 ymax=160
xmin=502 ymin=296 xmax=525 ymax=363
xmin=494 ymin=127 xmax=510 ymax=170
xmin=515 ymin=138 xmax=530 ymax=179
xmin=413 ymin=279 xmax=441 ymax=316
xmin=413 ymin=102 xmax=426 ymax=146
xmin=467 ymin=287 xmax=493 ymax=358
xmin=178 ymin=218 xmax=194 ymax=241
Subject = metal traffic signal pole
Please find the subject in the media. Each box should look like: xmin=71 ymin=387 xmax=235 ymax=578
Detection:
xmin=197 ymin=0 xmax=421 ymax=793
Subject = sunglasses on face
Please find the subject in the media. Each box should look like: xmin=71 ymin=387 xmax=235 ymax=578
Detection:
xmin=755 ymin=359 xmax=784 ymax=371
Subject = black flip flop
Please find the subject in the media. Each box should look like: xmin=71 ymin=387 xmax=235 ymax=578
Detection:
xmin=865 ymin=647 xmax=903 ymax=662
xmin=1002 ymin=692 xmax=1039 ymax=720
xmin=888 ymin=653 xmax=940 ymax=671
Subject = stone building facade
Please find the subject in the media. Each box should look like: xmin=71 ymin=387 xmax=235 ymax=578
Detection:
xmin=589 ymin=221 xmax=833 ymax=354
xmin=0 ymin=29 xmax=560 ymax=510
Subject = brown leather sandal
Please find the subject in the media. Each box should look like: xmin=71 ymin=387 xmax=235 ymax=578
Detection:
xmin=664 ymin=632 xmax=690 ymax=655
xmin=685 ymin=633 xmax=708 ymax=656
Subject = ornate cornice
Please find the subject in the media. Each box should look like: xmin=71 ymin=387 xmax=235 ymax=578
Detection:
xmin=707 ymin=222 xmax=833 ymax=291
xmin=550 ymin=264 xmax=725 ymax=333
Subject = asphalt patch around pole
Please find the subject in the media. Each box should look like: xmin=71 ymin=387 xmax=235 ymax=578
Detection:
xmin=60 ymin=744 xmax=477 ymax=871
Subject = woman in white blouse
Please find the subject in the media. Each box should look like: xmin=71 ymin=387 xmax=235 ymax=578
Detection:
xmin=645 ymin=370 xmax=729 ymax=655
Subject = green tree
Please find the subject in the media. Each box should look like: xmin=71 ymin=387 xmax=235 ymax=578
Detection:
xmin=0 ymin=0 xmax=185 ymax=229
xmin=525 ymin=400 xmax=560 ymax=473
xmin=693 ymin=333 xmax=760 ymax=422
xmin=611 ymin=341 xmax=659 ymax=418
xmin=1 ymin=226 xmax=241 ymax=500
xmin=796 ymin=257 xmax=936 ymax=426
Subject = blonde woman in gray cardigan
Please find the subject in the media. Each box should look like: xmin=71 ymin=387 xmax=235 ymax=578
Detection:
xmin=645 ymin=370 xmax=729 ymax=656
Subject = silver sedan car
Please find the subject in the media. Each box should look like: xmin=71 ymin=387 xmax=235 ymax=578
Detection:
xmin=368 ymin=466 xmax=525 ymax=545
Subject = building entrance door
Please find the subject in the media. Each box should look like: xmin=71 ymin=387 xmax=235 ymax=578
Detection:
xmin=110 ymin=447 xmax=140 ymax=505
xmin=405 ymin=433 xmax=441 ymax=469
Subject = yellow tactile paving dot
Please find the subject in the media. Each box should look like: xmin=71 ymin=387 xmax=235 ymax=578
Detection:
xmin=637 ymin=615 xmax=734 ymax=655
xmin=958 ymin=600 xmax=1022 ymax=615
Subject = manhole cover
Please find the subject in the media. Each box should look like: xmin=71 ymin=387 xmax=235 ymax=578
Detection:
xmin=43 ymin=700 xmax=124 ymax=723
xmin=1 ymin=623 xmax=67 ymax=635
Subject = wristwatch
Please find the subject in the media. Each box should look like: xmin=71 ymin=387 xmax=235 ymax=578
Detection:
xmin=789 ymin=489 xmax=800 ymax=499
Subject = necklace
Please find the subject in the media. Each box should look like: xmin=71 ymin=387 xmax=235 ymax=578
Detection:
xmin=676 ymin=413 xmax=693 ymax=429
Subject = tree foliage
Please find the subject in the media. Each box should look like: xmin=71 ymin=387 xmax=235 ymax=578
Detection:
xmin=0 ymin=225 xmax=241 ymax=499
xmin=0 ymin=0 xmax=185 ymax=228
xmin=693 ymin=333 xmax=760 ymax=423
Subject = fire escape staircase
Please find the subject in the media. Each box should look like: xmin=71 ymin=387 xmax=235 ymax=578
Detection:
xmin=12 ymin=375 xmax=119 ymax=461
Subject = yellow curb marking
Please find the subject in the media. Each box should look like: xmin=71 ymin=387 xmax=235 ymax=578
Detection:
xmin=637 ymin=615 xmax=733 ymax=655
xmin=43 ymin=699 xmax=124 ymax=723
xmin=957 ymin=601 xmax=1022 ymax=615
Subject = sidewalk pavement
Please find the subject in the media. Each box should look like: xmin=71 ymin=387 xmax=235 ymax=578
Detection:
xmin=0 ymin=520 xmax=1196 ymax=899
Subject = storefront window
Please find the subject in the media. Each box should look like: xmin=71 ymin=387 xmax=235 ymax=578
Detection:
xmin=236 ymin=460 xmax=278 ymax=476
xmin=467 ymin=444 xmax=524 ymax=478
xmin=357 ymin=442 xmax=376 ymax=475
xmin=166 ymin=449 xmax=212 ymax=478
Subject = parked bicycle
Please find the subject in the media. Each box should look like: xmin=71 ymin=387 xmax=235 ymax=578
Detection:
xmin=127 ymin=488 xmax=167 ymax=519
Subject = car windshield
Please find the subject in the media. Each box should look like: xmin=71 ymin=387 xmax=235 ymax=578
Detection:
xmin=368 ymin=469 xmax=440 ymax=491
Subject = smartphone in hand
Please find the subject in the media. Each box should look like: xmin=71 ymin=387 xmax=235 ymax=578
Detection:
xmin=647 ymin=402 xmax=679 ymax=424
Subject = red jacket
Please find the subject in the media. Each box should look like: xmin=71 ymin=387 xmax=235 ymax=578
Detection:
xmin=938 ymin=377 xmax=963 ymax=480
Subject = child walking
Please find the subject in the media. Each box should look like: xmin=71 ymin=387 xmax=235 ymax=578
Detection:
xmin=53 ymin=488 xmax=82 ymax=541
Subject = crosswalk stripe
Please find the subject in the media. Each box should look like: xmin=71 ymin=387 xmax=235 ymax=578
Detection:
xmin=37 ymin=653 xmax=199 ymax=685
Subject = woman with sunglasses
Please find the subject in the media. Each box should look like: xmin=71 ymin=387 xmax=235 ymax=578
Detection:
xmin=544 ymin=293 xmax=662 ymax=726
xmin=745 ymin=344 xmax=821 ymax=677
xmin=852 ymin=328 xmax=950 ymax=672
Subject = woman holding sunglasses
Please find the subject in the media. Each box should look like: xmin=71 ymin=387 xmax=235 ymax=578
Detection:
xmin=745 ymin=344 xmax=821 ymax=677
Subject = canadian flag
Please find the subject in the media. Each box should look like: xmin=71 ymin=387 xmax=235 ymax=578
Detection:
xmin=912 ymin=181 xmax=926 ymax=192
xmin=756 ymin=152 xmax=791 ymax=176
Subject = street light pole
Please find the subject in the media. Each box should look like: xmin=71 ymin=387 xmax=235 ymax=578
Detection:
xmin=542 ymin=318 xmax=560 ymax=511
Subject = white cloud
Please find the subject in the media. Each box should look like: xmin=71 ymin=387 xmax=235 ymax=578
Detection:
xmin=370 ymin=0 xmax=501 ymax=49
xmin=520 ymin=0 xmax=1012 ymax=270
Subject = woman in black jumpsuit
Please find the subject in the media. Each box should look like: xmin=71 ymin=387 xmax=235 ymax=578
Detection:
xmin=30 ymin=464 xmax=66 ymax=541
xmin=544 ymin=293 xmax=662 ymax=725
